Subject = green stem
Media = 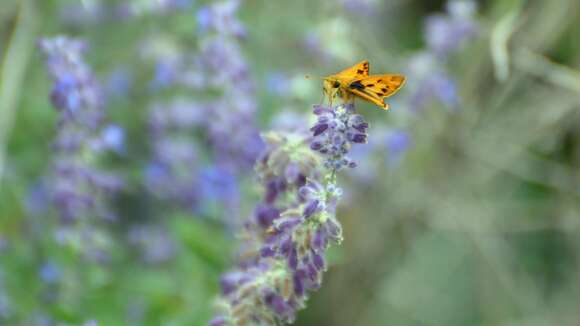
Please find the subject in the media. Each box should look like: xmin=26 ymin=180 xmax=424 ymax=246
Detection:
xmin=0 ymin=0 xmax=36 ymax=190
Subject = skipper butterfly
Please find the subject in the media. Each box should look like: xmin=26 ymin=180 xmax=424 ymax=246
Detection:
xmin=323 ymin=60 xmax=405 ymax=110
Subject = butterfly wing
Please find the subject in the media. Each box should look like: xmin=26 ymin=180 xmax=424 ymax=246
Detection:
xmin=348 ymin=87 xmax=390 ymax=109
xmin=333 ymin=60 xmax=370 ymax=80
xmin=347 ymin=74 xmax=406 ymax=110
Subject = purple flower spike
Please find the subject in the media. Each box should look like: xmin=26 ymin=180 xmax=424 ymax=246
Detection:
xmin=309 ymin=104 xmax=369 ymax=170
xmin=40 ymin=36 xmax=122 ymax=263
xmin=211 ymin=61 xmax=372 ymax=325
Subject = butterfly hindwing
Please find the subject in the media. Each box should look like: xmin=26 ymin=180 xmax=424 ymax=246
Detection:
xmin=348 ymin=87 xmax=389 ymax=110
xmin=347 ymin=74 xmax=406 ymax=110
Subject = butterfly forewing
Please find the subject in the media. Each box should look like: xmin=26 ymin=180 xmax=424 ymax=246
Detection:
xmin=333 ymin=60 xmax=370 ymax=80
xmin=359 ymin=75 xmax=405 ymax=97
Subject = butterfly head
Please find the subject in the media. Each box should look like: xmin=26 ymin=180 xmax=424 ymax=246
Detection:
xmin=322 ymin=77 xmax=341 ymax=100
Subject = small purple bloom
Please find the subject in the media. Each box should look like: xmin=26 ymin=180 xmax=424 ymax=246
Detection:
xmin=311 ymin=123 xmax=328 ymax=137
xmin=260 ymin=246 xmax=276 ymax=258
xmin=303 ymin=200 xmax=320 ymax=218
xmin=293 ymin=272 xmax=305 ymax=297
xmin=254 ymin=204 xmax=280 ymax=228
xmin=312 ymin=227 xmax=327 ymax=252
xmin=39 ymin=262 xmax=61 ymax=284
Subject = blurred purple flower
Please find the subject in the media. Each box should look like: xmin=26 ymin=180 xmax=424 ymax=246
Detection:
xmin=385 ymin=129 xmax=412 ymax=167
xmin=206 ymin=99 xmax=264 ymax=172
xmin=105 ymin=67 xmax=133 ymax=99
xmin=195 ymin=0 xmax=246 ymax=38
xmin=128 ymin=226 xmax=176 ymax=264
xmin=150 ymin=59 xmax=181 ymax=90
xmin=144 ymin=1 xmax=262 ymax=221
xmin=39 ymin=37 xmax=103 ymax=128
xmin=149 ymin=99 xmax=206 ymax=133
xmin=399 ymin=0 xmax=479 ymax=114
xmin=199 ymin=167 xmax=238 ymax=202
xmin=145 ymin=151 xmax=198 ymax=209
xmin=407 ymin=52 xmax=460 ymax=111
xmin=39 ymin=36 xmax=123 ymax=224
xmin=424 ymin=0 xmax=478 ymax=56
xmin=99 ymin=124 xmax=125 ymax=153
xmin=266 ymin=72 xmax=291 ymax=96
xmin=39 ymin=262 xmax=61 ymax=284
xmin=25 ymin=180 xmax=51 ymax=217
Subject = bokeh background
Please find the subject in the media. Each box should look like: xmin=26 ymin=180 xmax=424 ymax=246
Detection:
xmin=1 ymin=0 xmax=580 ymax=325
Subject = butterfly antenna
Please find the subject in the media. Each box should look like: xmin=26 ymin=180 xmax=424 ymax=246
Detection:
xmin=305 ymin=74 xmax=322 ymax=80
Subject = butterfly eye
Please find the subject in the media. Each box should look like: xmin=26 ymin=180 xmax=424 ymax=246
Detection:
xmin=332 ymin=81 xmax=340 ymax=88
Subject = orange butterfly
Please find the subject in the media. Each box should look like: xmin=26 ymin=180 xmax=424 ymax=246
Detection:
xmin=323 ymin=60 xmax=405 ymax=110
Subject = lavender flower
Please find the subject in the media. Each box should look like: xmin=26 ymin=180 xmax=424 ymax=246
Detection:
xmin=406 ymin=0 xmax=478 ymax=112
xmin=144 ymin=0 xmax=262 ymax=220
xmin=211 ymin=179 xmax=343 ymax=325
xmin=210 ymin=102 xmax=370 ymax=325
xmin=310 ymin=104 xmax=369 ymax=170
xmin=39 ymin=36 xmax=123 ymax=259
xmin=39 ymin=37 xmax=103 ymax=128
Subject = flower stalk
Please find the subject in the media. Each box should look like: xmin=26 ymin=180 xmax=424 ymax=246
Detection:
xmin=210 ymin=102 xmax=369 ymax=326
